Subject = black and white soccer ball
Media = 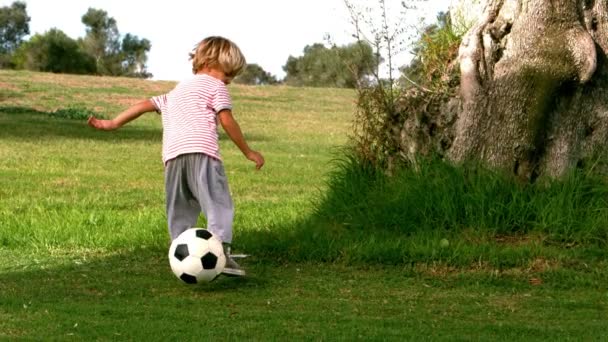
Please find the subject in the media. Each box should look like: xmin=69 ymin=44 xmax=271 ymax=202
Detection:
xmin=168 ymin=228 xmax=226 ymax=284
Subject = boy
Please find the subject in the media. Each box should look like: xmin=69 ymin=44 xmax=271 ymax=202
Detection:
xmin=88 ymin=36 xmax=264 ymax=277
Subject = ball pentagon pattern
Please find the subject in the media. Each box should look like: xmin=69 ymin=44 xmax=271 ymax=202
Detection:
xmin=168 ymin=228 xmax=226 ymax=283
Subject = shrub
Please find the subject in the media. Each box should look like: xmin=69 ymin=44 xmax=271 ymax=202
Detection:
xmin=349 ymin=8 xmax=464 ymax=170
xmin=13 ymin=29 xmax=96 ymax=74
xmin=50 ymin=107 xmax=102 ymax=120
xmin=400 ymin=12 xmax=462 ymax=93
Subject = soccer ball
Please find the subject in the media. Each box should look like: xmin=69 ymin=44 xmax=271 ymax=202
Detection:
xmin=168 ymin=228 xmax=226 ymax=284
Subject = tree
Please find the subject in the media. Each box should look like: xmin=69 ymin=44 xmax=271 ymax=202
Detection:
xmin=233 ymin=63 xmax=278 ymax=85
xmin=80 ymin=8 xmax=122 ymax=75
xmin=283 ymin=42 xmax=378 ymax=88
xmin=445 ymin=0 xmax=608 ymax=180
xmin=340 ymin=41 xmax=381 ymax=87
xmin=355 ymin=0 xmax=608 ymax=180
xmin=0 ymin=1 xmax=30 ymax=67
xmin=79 ymin=8 xmax=152 ymax=78
xmin=13 ymin=28 xmax=96 ymax=74
xmin=121 ymin=33 xmax=152 ymax=78
xmin=283 ymin=43 xmax=337 ymax=87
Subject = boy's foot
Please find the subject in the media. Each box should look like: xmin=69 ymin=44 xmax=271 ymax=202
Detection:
xmin=222 ymin=244 xmax=246 ymax=277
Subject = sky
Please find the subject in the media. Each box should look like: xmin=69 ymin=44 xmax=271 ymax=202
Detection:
xmin=2 ymin=0 xmax=452 ymax=81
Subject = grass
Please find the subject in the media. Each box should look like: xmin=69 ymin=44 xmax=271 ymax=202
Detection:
xmin=1 ymin=69 xmax=607 ymax=340
xmin=1 ymin=249 xmax=606 ymax=340
xmin=0 ymin=246 xmax=607 ymax=339
xmin=272 ymin=154 xmax=608 ymax=262
xmin=0 ymin=70 xmax=352 ymax=251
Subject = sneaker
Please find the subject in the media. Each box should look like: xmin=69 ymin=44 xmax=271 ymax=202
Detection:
xmin=222 ymin=244 xmax=246 ymax=277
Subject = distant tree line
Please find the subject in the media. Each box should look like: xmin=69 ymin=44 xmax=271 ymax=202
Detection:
xmin=0 ymin=2 xmax=151 ymax=78
xmin=0 ymin=1 xmax=382 ymax=87
xmin=232 ymin=41 xmax=379 ymax=88
xmin=282 ymin=42 xmax=379 ymax=88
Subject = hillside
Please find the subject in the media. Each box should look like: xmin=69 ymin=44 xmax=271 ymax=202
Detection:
xmin=0 ymin=70 xmax=607 ymax=340
xmin=0 ymin=70 xmax=355 ymax=249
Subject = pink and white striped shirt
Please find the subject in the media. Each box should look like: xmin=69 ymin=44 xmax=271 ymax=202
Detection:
xmin=151 ymin=74 xmax=232 ymax=164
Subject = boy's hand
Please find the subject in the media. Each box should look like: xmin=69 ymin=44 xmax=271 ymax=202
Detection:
xmin=246 ymin=150 xmax=265 ymax=170
xmin=88 ymin=116 xmax=119 ymax=131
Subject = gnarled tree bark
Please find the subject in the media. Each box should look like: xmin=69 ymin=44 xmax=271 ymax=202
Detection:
xmin=430 ymin=0 xmax=608 ymax=180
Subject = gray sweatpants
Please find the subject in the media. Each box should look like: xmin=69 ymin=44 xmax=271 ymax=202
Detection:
xmin=164 ymin=153 xmax=234 ymax=243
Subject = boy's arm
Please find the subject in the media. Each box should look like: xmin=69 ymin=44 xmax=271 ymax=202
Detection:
xmin=88 ymin=99 xmax=157 ymax=131
xmin=218 ymin=109 xmax=265 ymax=170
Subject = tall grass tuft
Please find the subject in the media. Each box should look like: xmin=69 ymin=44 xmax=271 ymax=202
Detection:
xmin=247 ymin=149 xmax=608 ymax=265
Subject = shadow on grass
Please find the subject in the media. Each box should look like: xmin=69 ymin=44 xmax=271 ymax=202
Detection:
xmin=0 ymin=106 xmax=162 ymax=142
xmin=0 ymin=106 xmax=268 ymax=143
xmin=0 ymin=248 xmax=274 ymax=339
xmin=1 ymin=248 xmax=606 ymax=340
xmin=0 ymin=248 xmax=268 ymax=300
xmin=238 ymin=152 xmax=608 ymax=267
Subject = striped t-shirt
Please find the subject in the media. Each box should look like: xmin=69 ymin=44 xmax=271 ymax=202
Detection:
xmin=151 ymin=74 xmax=232 ymax=164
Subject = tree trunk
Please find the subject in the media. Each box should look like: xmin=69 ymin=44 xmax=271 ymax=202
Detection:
xmin=445 ymin=0 xmax=608 ymax=180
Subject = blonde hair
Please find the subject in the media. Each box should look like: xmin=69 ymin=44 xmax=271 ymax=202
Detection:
xmin=189 ymin=36 xmax=246 ymax=77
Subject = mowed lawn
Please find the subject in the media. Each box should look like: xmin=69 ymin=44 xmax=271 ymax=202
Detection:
xmin=1 ymin=70 xmax=607 ymax=340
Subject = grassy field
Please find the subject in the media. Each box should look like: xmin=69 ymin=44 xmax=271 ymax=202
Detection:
xmin=1 ymin=70 xmax=607 ymax=340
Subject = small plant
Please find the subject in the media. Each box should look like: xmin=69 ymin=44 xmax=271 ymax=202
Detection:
xmin=49 ymin=106 xmax=103 ymax=120
xmin=402 ymin=12 xmax=462 ymax=93
xmin=344 ymin=1 xmax=465 ymax=170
